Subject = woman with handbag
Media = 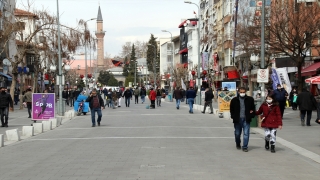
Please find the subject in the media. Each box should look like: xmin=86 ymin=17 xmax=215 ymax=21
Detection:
xmin=256 ymin=95 xmax=283 ymax=153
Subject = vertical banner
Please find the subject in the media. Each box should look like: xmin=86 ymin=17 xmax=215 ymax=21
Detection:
xmin=276 ymin=68 xmax=292 ymax=94
xmin=181 ymin=78 xmax=186 ymax=90
xmin=213 ymin=52 xmax=219 ymax=74
xmin=271 ymin=68 xmax=281 ymax=90
xmin=32 ymin=93 xmax=55 ymax=120
xmin=202 ymin=52 xmax=209 ymax=70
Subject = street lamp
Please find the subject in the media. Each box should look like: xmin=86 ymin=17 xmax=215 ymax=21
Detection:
xmin=56 ymin=0 xmax=63 ymax=115
xmin=147 ymin=44 xmax=156 ymax=87
xmin=184 ymin=1 xmax=201 ymax=105
xmin=131 ymin=60 xmax=137 ymax=87
xmin=161 ymin=30 xmax=174 ymax=101
xmin=84 ymin=18 xmax=97 ymax=92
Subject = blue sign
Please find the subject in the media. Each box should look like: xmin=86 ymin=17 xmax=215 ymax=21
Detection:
xmin=222 ymin=82 xmax=237 ymax=91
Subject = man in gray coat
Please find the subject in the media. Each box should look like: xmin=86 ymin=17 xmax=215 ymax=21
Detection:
xmin=296 ymin=88 xmax=317 ymax=126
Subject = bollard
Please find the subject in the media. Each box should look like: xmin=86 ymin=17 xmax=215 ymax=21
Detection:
xmin=5 ymin=129 xmax=20 ymax=141
xmin=0 ymin=134 xmax=4 ymax=147
xmin=42 ymin=121 xmax=52 ymax=131
xmin=33 ymin=123 xmax=43 ymax=134
xmin=22 ymin=126 xmax=34 ymax=137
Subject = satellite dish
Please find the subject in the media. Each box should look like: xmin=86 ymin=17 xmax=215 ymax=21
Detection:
xmin=3 ymin=58 xmax=11 ymax=66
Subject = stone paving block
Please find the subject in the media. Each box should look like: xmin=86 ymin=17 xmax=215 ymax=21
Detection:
xmin=5 ymin=129 xmax=20 ymax=141
xmin=22 ymin=126 xmax=34 ymax=137
xmin=33 ymin=123 xmax=43 ymax=134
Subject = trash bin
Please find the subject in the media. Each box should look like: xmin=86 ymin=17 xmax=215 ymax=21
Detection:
xmin=250 ymin=116 xmax=258 ymax=127
xmin=168 ymin=94 xmax=172 ymax=102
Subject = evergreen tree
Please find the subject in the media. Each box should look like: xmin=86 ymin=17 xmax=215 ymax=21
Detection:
xmin=146 ymin=34 xmax=158 ymax=74
xmin=77 ymin=79 xmax=85 ymax=89
xmin=122 ymin=56 xmax=129 ymax=77
xmin=129 ymin=44 xmax=136 ymax=76
xmin=124 ymin=75 xmax=134 ymax=87
xmin=98 ymin=70 xmax=111 ymax=86
xmin=108 ymin=76 xmax=119 ymax=86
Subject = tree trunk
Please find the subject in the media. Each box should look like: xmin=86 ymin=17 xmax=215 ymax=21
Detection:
xmin=248 ymin=61 xmax=253 ymax=96
xmin=19 ymin=74 xmax=25 ymax=110
xmin=9 ymin=74 xmax=17 ymax=104
xmin=297 ymin=59 xmax=303 ymax=93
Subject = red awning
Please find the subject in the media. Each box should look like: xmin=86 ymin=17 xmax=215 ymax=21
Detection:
xmin=179 ymin=48 xmax=188 ymax=54
xmin=301 ymin=62 xmax=320 ymax=76
xmin=178 ymin=20 xmax=197 ymax=28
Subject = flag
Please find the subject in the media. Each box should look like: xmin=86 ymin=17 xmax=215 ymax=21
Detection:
xmin=181 ymin=78 xmax=186 ymax=90
xmin=111 ymin=60 xmax=123 ymax=67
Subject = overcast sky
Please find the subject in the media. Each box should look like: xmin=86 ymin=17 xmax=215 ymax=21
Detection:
xmin=18 ymin=0 xmax=197 ymax=57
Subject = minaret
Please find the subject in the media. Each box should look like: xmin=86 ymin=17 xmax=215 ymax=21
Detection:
xmin=95 ymin=6 xmax=105 ymax=68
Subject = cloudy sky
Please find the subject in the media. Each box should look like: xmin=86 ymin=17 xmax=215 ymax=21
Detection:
xmin=18 ymin=0 xmax=197 ymax=57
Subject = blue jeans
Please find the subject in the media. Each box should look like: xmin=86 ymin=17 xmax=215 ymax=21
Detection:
xmin=187 ymin=98 xmax=194 ymax=113
xmin=234 ymin=117 xmax=250 ymax=149
xmin=176 ymin=99 xmax=181 ymax=108
xmin=141 ymin=95 xmax=145 ymax=103
xmin=91 ymin=108 xmax=102 ymax=125
xmin=125 ymin=98 xmax=130 ymax=107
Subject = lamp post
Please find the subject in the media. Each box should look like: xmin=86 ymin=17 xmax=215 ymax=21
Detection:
xmin=131 ymin=60 xmax=137 ymax=87
xmin=184 ymin=1 xmax=201 ymax=105
xmin=147 ymin=44 xmax=157 ymax=87
xmin=84 ymin=18 xmax=97 ymax=92
xmin=161 ymin=30 xmax=174 ymax=101
xmin=56 ymin=0 xmax=63 ymax=115
xmin=260 ymin=0 xmax=266 ymax=103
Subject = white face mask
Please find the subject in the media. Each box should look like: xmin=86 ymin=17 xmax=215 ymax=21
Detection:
xmin=266 ymin=100 xmax=272 ymax=103
xmin=239 ymin=93 xmax=246 ymax=97
xmin=277 ymin=87 xmax=281 ymax=90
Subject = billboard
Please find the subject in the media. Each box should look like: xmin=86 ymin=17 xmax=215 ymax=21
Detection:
xmin=32 ymin=93 xmax=55 ymax=120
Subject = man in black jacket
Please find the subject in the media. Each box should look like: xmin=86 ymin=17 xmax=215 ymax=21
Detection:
xmin=202 ymin=88 xmax=214 ymax=114
xmin=0 ymin=87 xmax=14 ymax=127
xmin=230 ymin=87 xmax=255 ymax=152
xmin=296 ymin=88 xmax=317 ymax=126
xmin=86 ymin=88 xmax=104 ymax=127
xmin=140 ymin=87 xmax=146 ymax=104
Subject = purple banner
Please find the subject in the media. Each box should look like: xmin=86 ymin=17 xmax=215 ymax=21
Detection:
xmin=202 ymin=52 xmax=209 ymax=70
xmin=32 ymin=93 xmax=55 ymax=120
xmin=271 ymin=68 xmax=281 ymax=90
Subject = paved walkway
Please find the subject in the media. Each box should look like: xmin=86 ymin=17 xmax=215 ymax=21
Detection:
xmin=0 ymin=100 xmax=319 ymax=180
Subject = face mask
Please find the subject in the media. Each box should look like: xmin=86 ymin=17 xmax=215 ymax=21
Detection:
xmin=277 ymin=87 xmax=281 ymax=90
xmin=239 ymin=93 xmax=245 ymax=97
xmin=266 ymin=100 xmax=272 ymax=103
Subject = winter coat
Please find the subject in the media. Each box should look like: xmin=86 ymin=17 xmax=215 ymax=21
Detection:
xmin=140 ymin=89 xmax=146 ymax=96
xmin=86 ymin=94 xmax=104 ymax=109
xmin=205 ymin=90 xmax=214 ymax=102
xmin=256 ymin=103 xmax=282 ymax=128
xmin=0 ymin=92 xmax=13 ymax=108
xmin=273 ymin=89 xmax=288 ymax=102
xmin=149 ymin=90 xmax=156 ymax=100
xmin=296 ymin=91 xmax=317 ymax=111
xmin=186 ymin=89 xmax=196 ymax=99
xmin=23 ymin=91 xmax=32 ymax=103
xmin=173 ymin=90 xmax=183 ymax=99
xmin=230 ymin=95 xmax=256 ymax=123
xmin=134 ymin=89 xmax=140 ymax=96
xmin=123 ymin=90 xmax=132 ymax=98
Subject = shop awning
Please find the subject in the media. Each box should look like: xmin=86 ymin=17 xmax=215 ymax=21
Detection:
xmin=0 ymin=72 xmax=12 ymax=81
xmin=179 ymin=48 xmax=188 ymax=54
xmin=301 ymin=62 xmax=320 ymax=76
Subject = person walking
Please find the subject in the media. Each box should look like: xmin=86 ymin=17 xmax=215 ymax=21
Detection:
xmin=156 ymin=87 xmax=162 ymax=107
xmin=230 ymin=87 xmax=256 ymax=152
xmin=173 ymin=87 xmax=183 ymax=110
xmin=23 ymin=88 xmax=32 ymax=118
xmin=202 ymin=88 xmax=214 ymax=114
xmin=186 ymin=86 xmax=197 ymax=114
xmin=14 ymin=88 xmax=19 ymax=105
xmin=62 ymin=88 xmax=69 ymax=106
xmin=273 ymin=84 xmax=288 ymax=118
xmin=0 ymin=87 xmax=13 ymax=127
xmin=86 ymin=88 xmax=104 ymax=127
xmin=256 ymin=95 xmax=283 ymax=153
xmin=296 ymin=88 xmax=317 ymax=126
xmin=123 ymin=88 xmax=132 ymax=107
xmin=116 ymin=89 xmax=122 ymax=107
xmin=134 ymin=87 xmax=140 ymax=104
xmin=149 ymin=87 xmax=156 ymax=109
xmin=69 ymin=88 xmax=74 ymax=107
xmin=289 ymin=88 xmax=298 ymax=110
xmin=140 ymin=87 xmax=146 ymax=104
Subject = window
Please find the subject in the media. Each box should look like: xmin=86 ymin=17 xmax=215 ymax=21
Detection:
xmin=294 ymin=0 xmax=299 ymax=12
xmin=318 ymin=30 xmax=320 ymax=45
xmin=306 ymin=2 xmax=313 ymax=6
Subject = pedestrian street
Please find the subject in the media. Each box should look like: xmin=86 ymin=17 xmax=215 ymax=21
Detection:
xmin=0 ymin=100 xmax=319 ymax=180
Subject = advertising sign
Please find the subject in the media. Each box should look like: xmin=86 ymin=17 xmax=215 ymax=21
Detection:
xmin=271 ymin=68 xmax=281 ymax=90
xmin=221 ymin=82 xmax=237 ymax=91
xmin=276 ymin=68 xmax=292 ymax=94
xmin=32 ymin=93 xmax=55 ymax=120
xmin=218 ymin=91 xmax=237 ymax=112
xmin=257 ymin=69 xmax=269 ymax=83
xmin=202 ymin=52 xmax=209 ymax=70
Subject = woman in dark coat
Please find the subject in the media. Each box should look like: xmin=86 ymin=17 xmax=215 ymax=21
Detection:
xmin=256 ymin=95 xmax=283 ymax=153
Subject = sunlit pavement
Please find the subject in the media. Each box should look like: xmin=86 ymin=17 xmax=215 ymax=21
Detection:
xmin=0 ymin=100 xmax=319 ymax=180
